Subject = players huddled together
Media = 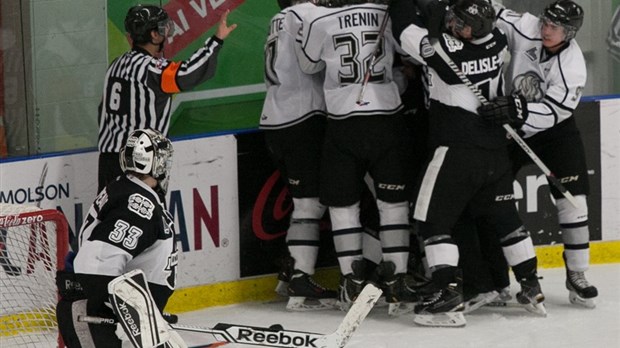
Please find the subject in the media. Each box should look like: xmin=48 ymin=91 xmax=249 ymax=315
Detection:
xmin=57 ymin=0 xmax=599 ymax=346
xmin=263 ymin=0 xmax=598 ymax=327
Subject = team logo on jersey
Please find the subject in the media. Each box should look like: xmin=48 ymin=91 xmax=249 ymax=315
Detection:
xmin=128 ymin=193 xmax=155 ymax=219
xmin=421 ymin=37 xmax=435 ymax=58
xmin=155 ymin=58 xmax=166 ymax=70
xmin=525 ymin=47 xmax=538 ymax=62
xmin=442 ymin=33 xmax=464 ymax=53
xmin=513 ymin=71 xmax=544 ymax=102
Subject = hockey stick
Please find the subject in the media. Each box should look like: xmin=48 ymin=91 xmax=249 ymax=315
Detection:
xmin=356 ymin=3 xmax=391 ymax=106
xmin=430 ymin=38 xmax=579 ymax=208
xmin=81 ymin=283 xmax=382 ymax=348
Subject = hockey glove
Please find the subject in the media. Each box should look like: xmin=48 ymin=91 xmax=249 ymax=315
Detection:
xmin=478 ymin=95 xmax=529 ymax=128
xmin=425 ymin=0 xmax=449 ymax=39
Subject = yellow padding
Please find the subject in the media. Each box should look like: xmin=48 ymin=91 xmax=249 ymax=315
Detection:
xmin=166 ymin=240 xmax=620 ymax=314
xmin=0 ymin=310 xmax=56 ymax=337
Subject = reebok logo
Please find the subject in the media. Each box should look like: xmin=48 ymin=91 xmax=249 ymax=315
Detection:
xmin=117 ymin=302 xmax=141 ymax=337
xmin=236 ymin=328 xmax=318 ymax=347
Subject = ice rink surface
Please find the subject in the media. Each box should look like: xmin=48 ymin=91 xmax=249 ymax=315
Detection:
xmin=178 ymin=263 xmax=620 ymax=348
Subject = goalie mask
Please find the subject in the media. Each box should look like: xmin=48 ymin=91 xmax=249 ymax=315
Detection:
xmin=124 ymin=5 xmax=175 ymax=45
xmin=120 ymin=129 xmax=174 ymax=194
xmin=540 ymin=0 xmax=584 ymax=41
xmin=447 ymin=0 xmax=496 ymax=39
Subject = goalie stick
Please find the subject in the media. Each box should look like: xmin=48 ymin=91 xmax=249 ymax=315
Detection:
xmin=81 ymin=283 xmax=382 ymax=348
xmin=430 ymin=37 xmax=579 ymax=209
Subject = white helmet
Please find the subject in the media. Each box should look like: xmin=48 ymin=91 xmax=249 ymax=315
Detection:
xmin=120 ymin=129 xmax=174 ymax=194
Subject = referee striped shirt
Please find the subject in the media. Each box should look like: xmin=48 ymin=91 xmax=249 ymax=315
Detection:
xmin=98 ymin=36 xmax=223 ymax=153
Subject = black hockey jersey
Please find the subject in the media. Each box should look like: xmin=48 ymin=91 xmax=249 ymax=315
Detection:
xmin=400 ymin=25 xmax=510 ymax=149
xmin=73 ymin=174 xmax=178 ymax=298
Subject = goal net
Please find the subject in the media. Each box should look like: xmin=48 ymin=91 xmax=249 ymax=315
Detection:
xmin=0 ymin=204 xmax=69 ymax=348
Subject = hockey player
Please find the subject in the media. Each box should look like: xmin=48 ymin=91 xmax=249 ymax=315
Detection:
xmin=478 ymin=0 xmax=598 ymax=308
xmin=391 ymin=0 xmax=546 ymax=325
xmin=97 ymin=5 xmax=236 ymax=193
xmin=57 ymin=129 xmax=182 ymax=347
xmin=296 ymin=0 xmax=416 ymax=314
xmin=261 ymin=0 xmax=338 ymax=311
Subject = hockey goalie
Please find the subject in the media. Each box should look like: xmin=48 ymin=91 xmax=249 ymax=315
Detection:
xmin=56 ymin=129 xmax=185 ymax=348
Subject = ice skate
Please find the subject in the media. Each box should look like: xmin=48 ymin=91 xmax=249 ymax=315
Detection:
xmin=286 ymin=271 xmax=337 ymax=311
xmin=485 ymin=286 xmax=515 ymax=308
xmin=516 ymin=276 xmax=547 ymax=317
xmin=338 ymin=260 xmax=366 ymax=311
xmin=566 ymin=269 xmax=598 ymax=309
xmin=377 ymin=261 xmax=418 ymax=316
xmin=463 ymin=290 xmax=499 ymax=314
xmin=413 ymin=282 xmax=465 ymax=327
xmin=274 ymin=256 xmax=294 ymax=297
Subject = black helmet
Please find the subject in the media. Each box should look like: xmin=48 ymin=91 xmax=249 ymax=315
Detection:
xmin=124 ymin=5 xmax=172 ymax=45
xmin=448 ymin=0 xmax=496 ymax=39
xmin=541 ymin=0 xmax=584 ymax=40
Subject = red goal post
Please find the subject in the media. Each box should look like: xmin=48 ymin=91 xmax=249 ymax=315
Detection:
xmin=0 ymin=204 xmax=69 ymax=347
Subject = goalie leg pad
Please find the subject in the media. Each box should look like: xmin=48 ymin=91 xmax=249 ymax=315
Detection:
xmin=108 ymin=270 xmax=186 ymax=348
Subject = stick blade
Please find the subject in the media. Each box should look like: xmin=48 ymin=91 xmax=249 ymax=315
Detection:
xmin=315 ymin=283 xmax=382 ymax=348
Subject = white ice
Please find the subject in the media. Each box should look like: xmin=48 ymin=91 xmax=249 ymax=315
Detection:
xmin=178 ymin=263 xmax=620 ymax=348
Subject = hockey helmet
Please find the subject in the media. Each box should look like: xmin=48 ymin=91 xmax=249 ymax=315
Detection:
xmin=120 ymin=129 xmax=174 ymax=194
xmin=541 ymin=0 xmax=584 ymax=40
xmin=316 ymin=0 xmax=388 ymax=7
xmin=447 ymin=0 xmax=496 ymax=39
xmin=124 ymin=5 xmax=174 ymax=45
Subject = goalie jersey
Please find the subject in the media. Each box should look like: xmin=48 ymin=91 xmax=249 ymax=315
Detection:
xmin=496 ymin=9 xmax=587 ymax=138
xmin=73 ymin=174 xmax=178 ymax=298
xmin=260 ymin=2 xmax=326 ymax=129
xmin=297 ymin=3 xmax=403 ymax=119
xmin=399 ymin=25 xmax=509 ymax=149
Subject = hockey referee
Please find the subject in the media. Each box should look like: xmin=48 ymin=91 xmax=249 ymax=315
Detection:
xmin=97 ymin=5 xmax=237 ymax=193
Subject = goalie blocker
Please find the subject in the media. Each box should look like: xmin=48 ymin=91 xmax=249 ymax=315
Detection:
xmin=57 ymin=270 xmax=185 ymax=348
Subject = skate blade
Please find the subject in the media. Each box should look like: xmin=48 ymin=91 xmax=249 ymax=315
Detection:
xmin=413 ymin=312 xmax=466 ymax=327
xmin=463 ymin=291 xmax=499 ymax=314
xmin=522 ymin=302 xmax=547 ymax=317
xmin=388 ymin=302 xmax=416 ymax=316
xmin=286 ymin=297 xmax=337 ymax=311
xmin=274 ymin=280 xmax=289 ymax=297
xmin=569 ymin=291 xmax=596 ymax=309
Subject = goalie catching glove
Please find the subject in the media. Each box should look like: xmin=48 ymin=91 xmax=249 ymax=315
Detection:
xmin=478 ymin=94 xmax=529 ymax=128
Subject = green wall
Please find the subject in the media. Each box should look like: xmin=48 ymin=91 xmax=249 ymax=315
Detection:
xmin=107 ymin=1 xmax=280 ymax=136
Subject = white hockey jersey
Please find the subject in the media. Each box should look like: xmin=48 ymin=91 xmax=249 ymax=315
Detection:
xmin=497 ymin=9 xmax=587 ymax=138
xmin=297 ymin=4 xmax=403 ymax=119
xmin=261 ymin=3 xmax=326 ymax=129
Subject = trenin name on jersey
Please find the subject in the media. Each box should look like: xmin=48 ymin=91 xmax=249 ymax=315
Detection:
xmin=338 ymin=11 xmax=379 ymax=29
xmin=460 ymin=54 xmax=502 ymax=75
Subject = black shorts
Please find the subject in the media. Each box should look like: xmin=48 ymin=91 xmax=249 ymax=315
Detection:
xmin=414 ymin=146 xmax=523 ymax=239
xmin=320 ymin=113 xmax=411 ymax=206
xmin=264 ymin=115 xmax=326 ymax=198
xmin=511 ymin=117 xmax=590 ymax=198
